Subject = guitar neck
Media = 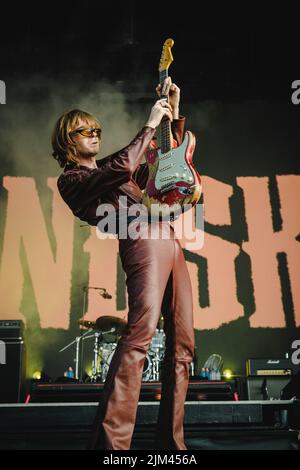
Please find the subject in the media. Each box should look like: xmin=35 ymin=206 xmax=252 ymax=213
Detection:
xmin=159 ymin=69 xmax=172 ymax=153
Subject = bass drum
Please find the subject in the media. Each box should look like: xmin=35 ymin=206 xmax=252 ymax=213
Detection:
xmin=103 ymin=346 xmax=153 ymax=382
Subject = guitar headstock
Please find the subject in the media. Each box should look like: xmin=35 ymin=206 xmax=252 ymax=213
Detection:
xmin=159 ymin=38 xmax=174 ymax=72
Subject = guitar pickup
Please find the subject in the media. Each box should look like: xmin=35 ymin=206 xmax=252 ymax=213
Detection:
xmin=159 ymin=163 xmax=174 ymax=172
xmin=160 ymin=183 xmax=177 ymax=194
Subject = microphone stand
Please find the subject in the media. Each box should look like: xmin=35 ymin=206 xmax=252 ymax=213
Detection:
xmin=59 ymin=328 xmax=93 ymax=380
xmin=58 ymin=286 xmax=112 ymax=381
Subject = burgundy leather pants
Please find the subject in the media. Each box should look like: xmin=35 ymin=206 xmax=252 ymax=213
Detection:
xmin=88 ymin=221 xmax=195 ymax=450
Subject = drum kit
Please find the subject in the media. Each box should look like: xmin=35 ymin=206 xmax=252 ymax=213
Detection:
xmin=80 ymin=316 xmax=166 ymax=383
xmin=60 ymin=314 xmax=166 ymax=383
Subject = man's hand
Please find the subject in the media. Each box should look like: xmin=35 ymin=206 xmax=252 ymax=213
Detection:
xmin=156 ymin=76 xmax=180 ymax=119
xmin=145 ymin=99 xmax=173 ymax=129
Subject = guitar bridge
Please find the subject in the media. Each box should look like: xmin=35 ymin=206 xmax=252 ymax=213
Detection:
xmin=160 ymin=182 xmax=177 ymax=194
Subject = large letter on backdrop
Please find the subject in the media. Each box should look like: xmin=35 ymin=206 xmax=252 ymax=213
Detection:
xmin=83 ymin=232 xmax=127 ymax=321
xmin=237 ymin=175 xmax=300 ymax=328
xmin=0 ymin=177 xmax=74 ymax=328
xmin=179 ymin=176 xmax=244 ymax=330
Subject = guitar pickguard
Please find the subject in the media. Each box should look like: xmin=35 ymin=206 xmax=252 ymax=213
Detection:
xmin=142 ymin=131 xmax=202 ymax=217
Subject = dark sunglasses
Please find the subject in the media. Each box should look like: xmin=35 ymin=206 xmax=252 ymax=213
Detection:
xmin=71 ymin=127 xmax=101 ymax=138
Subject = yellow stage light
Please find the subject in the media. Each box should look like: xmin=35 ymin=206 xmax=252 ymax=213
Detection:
xmin=223 ymin=369 xmax=233 ymax=379
xmin=32 ymin=370 xmax=42 ymax=380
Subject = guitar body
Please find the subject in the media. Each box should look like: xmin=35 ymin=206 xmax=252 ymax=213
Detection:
xmin=142 ymin=130 xmax=202 ymax=218
xmin=142 ymin=38 xmax=202 ymax=219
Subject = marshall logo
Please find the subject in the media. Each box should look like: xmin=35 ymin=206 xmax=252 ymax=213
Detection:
xmin=267 ymin=360 xmax=280 ymax=364
xmin=0 ymin=80 xmax=6 ymax=104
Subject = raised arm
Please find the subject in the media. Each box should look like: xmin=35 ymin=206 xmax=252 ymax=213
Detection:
xmin=57 ymin=126 xmax=156 ymax=207
xmin=57 ymin=99 xmax=173 ymax=209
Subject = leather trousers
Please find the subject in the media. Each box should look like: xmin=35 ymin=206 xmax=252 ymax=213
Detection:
xmin=88 ymin=221 xmax=195 ymax=450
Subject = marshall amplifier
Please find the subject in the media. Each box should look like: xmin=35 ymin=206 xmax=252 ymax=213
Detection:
xmin=246 ymin=358 xmax=299 ymax=377
xmin=0 ymin=320 xmax=26 ymax=403
xmin=0 ymin=320 xmax=24 ymax=339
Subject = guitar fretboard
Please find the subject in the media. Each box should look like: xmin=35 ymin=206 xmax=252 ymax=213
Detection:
xmin=159 ymin=69 xmax=172 ymax=154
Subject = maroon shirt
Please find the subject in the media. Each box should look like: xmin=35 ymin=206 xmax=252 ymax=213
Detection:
xmin=57 ymin=117 xmax=185 ymax=226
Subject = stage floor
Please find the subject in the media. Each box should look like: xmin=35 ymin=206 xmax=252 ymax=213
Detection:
xmin=0 ymin=399 xmax=299 ymax=450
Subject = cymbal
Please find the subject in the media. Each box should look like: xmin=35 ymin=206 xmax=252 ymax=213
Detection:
xmin=78 ymin=315 xmax=127 ymax=335
xmin=78 ymin=319 xmax=97 ymax=329
xmin=96 ymin=315 xmax=127 ymax=334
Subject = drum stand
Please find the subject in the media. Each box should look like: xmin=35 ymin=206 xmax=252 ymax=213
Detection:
xmin=91 ymin=331 xmax=100 ymax=381
xmin=150 ymin=352 xmax=161 ymax=382
xmin=89 ymin=330 xmax=114 ymax=382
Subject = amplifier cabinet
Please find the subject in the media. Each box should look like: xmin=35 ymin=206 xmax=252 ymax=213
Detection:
xmin=246 ymin=375 xmax=292 ymax=400
xmin=0 ymin=320 xmax=25 ymax=403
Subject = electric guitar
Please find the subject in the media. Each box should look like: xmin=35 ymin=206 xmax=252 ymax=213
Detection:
xmin=142 ymin=38 xmax=202 ymax=219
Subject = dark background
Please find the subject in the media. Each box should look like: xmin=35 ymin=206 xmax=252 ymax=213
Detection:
xmin=0 ymin=1 xmax=299 ymax=382
xmin=1 ymin=1 xmax=299 ymax=101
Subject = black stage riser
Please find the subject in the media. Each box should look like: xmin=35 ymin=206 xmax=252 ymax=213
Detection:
xmin=0 ymin=400 xmax=299 ymax=450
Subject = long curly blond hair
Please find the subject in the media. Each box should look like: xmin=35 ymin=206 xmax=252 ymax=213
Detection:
xmin=51 ymin=109 xmax=101 ymax=168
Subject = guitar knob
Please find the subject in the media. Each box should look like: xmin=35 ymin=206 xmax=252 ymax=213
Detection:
xmin=188 ymin=176 xmax=193 ymax=182
xmin=182 ymin=173 xmax=187 ymax=179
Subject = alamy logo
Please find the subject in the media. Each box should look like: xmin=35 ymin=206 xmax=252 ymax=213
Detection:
xmin=291 ymin=80 xmax=300 ymax=105
xmin=0 ymin=340 xmax=6 ymax=364
xmin=291 ymin=339 xmax=300 ymax=365
xmin=0 ymin=80 xmax=6 ymax=104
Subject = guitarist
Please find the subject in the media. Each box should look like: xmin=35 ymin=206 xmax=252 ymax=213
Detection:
xmin=53 ymin=78 xmax=195 ymax=450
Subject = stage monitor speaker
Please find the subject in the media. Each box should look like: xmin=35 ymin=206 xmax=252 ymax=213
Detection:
xmin=246 ymin=375 xmax=292 ymax=400
xmin=0 ymin=320 xmax=25 ymax=403
xmin=281 ymin=371 xmax=300 ymax=429
xmin=281 ymin=370 xmax=300 ymax=400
